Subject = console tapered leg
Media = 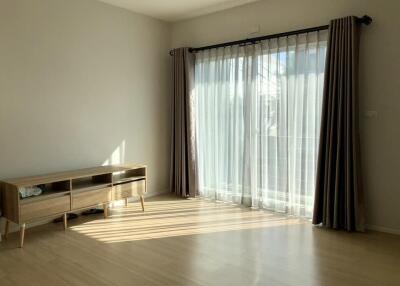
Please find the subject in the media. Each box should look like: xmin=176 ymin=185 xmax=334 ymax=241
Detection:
xmin=103 ymin=204 xmax=108 ymax=219
xmin=19 ymin=224 xmax=26 ymax=248
xmin=140 ymin=195 xmax=145 ymax=212
xmin=63 ymin=213 xmax=68 ymax=230
xmin=4 ymin=219 xmax=10 ymax=240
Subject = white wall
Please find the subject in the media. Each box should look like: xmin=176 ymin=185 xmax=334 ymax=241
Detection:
xmin=171 ymin=0 xmax=400 ymax=233
xmin=0 ymin=0 xmax=172 ymax=198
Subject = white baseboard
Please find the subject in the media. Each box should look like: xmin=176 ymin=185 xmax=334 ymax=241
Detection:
xmin=366 ymin=224 xmax=400 ymax=235
xmin=0 ymin=189 xmax=170 ymax=236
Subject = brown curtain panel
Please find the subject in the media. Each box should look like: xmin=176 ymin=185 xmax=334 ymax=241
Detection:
xmin=170 ymin=48 xmax=197 ymax=197
xmin=313 ymin=16 xmax=365 ymax=231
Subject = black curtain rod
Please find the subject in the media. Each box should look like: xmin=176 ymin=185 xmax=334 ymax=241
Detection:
xmin=189 ymin=24 xmax=329 ymax=53
xmin=170 ymin=15 xmax=372 ymax=55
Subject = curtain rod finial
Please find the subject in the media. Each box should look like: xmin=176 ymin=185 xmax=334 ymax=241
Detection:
xmin=360 ymin=15 xmax=372 ymax=25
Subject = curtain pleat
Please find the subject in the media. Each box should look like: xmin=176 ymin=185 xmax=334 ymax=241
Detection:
xmin=312 ymin=16 xmax=365 ymax=231
xmin=171 ymin=48 xmax=197 ymax=197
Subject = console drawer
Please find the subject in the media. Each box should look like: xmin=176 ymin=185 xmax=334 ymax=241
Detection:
xmin=20 ymin=195 xmax=70 ymax=222
xmin=72 ymin=187 xmax=111 ymax=210
xmin=112 ymin=180 xmax=146 ymax=200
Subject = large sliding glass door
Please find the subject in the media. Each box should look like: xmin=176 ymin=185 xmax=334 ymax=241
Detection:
xmin=195 ymin=31 xmax=327 ymax=218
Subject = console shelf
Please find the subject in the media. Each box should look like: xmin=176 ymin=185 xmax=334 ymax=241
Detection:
xmin=0 ymin=164 xmax=147 ymax=248
xmin=72 ymin=176 xmax=112 ymax=192
xmin=113 ymin=175 xmax=146 ymax=185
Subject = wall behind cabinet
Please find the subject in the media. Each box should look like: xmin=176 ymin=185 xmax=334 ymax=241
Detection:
xmin=0 ymin=0 xmax=172 ymax=198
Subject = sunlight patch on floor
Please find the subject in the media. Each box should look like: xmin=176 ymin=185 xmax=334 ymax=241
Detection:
xmin=70 ymin=197 xmax=306 ymax=243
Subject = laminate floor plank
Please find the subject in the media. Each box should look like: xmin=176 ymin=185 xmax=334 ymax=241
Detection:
xmin=1 ymin=195 xmax=399 ymax=286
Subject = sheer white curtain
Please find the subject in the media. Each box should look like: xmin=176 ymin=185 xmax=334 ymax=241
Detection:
xmin=195 ymin=31 xmax=327 ymax=218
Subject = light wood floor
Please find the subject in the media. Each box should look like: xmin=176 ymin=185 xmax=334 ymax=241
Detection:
xmin=1 ymin=195 xmax=399 ymax=286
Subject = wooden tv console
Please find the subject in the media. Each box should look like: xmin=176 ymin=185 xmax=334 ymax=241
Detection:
xmin=0 ymin=164 xmax=147 ymax=248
